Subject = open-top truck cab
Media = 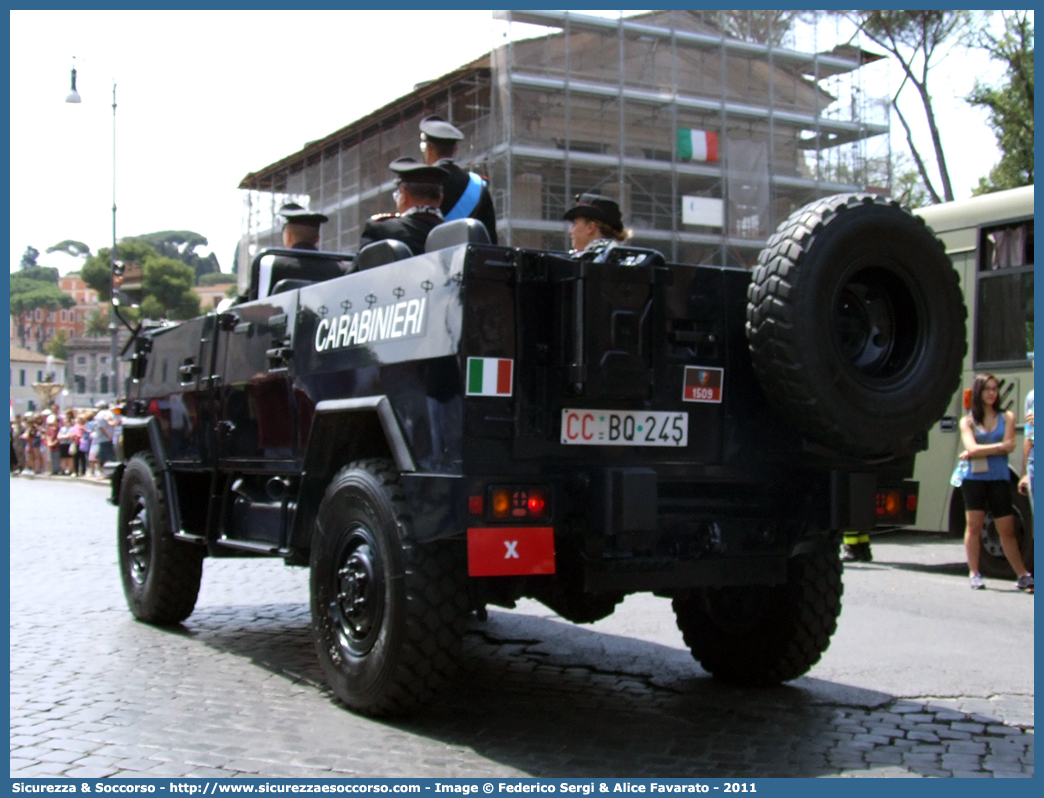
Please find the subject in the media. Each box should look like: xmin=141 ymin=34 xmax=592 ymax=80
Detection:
xmin=112 ymin=195 xmax=965 ymax=716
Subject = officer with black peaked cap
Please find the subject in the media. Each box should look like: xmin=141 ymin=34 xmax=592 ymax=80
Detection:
xmin=359 ymin=157 xmax=448 ymax=256
xmin=419 ymin=115 xmax=498 ymax=244
xmin=253 ymin=202 xmax=345 ymax=299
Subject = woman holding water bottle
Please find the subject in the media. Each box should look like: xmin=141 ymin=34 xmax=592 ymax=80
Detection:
xmin=958 ymin=373 xmax=1033 ymax=592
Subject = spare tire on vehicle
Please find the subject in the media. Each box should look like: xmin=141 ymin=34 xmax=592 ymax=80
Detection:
xmin=746 ymin=194 xmax=966 ymax=458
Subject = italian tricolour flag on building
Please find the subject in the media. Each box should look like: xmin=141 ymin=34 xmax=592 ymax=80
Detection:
xmin=466 ymin=357 xmax=513 ymax=397
xmin=677 ymin=128 xmax=719 ymax=162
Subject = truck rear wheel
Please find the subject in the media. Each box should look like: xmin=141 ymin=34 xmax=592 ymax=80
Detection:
xmin=746 ymin=194 xmax=966 ymax=457
xmin=672 ymin=548 xmax=842 ymax=685
xmin=117 ymin=452 xmax=204 ymax=624
xmin=310 ymin=459 xmax=469 ymax=716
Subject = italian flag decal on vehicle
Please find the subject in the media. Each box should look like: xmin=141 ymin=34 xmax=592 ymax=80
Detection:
xmin=466 ymin=357 xmax=513 ymax=397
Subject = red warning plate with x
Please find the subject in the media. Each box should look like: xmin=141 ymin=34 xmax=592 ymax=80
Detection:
xmin=467 ymin=527 xmax=556 ymax=576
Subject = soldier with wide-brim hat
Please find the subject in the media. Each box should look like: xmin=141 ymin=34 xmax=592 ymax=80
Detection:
xmin=359 ymin=157 xmax=449 ymax=256
xmin=562 ymin=192 xmax=631 ymax=256
xmin=418 ymin=115 xmax=498 ymax=244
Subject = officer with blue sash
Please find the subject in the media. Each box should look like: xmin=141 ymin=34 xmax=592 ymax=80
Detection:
xmin=359 ymin=158 xmax=448 ymax=256
xmin=419 ymin=115 xmax=498 ymax=244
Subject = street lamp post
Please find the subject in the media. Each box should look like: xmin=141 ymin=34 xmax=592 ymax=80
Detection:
xmin=66 ymin=64 xmax=120 ymax=403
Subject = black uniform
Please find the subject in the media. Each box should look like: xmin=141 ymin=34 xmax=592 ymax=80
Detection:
xmin=359 ymin=207 xmax=444 ymax=256
xmin=253 ymin=242 xmax=345 ymax=299
xmin=436 ymin=159 xmax=498 ymax=245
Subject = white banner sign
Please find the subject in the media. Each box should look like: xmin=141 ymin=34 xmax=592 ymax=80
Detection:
xmin=681 ymin=196 xmax=724 ymax=228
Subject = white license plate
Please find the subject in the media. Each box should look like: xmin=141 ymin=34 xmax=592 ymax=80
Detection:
xmin=560 ymin=409 xmax=688 ymax=447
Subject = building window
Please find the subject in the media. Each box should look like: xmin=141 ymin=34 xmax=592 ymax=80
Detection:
xmin=75 ymin=375 xmax=86 ymax=394
xmin=37 ymin=370 xmax=43 ymax=382
xmin=975 ymin=220 xmax=1034 ymax=366
xmin=19 ymin=369 xmax=25 ymax=387
xmin=100 ymin=356 xmax=108 ymax=365
xmin=99 ymin=374 xmax=109 ymax=394
xmin=77 ymin=356 xmax=86 ymax=365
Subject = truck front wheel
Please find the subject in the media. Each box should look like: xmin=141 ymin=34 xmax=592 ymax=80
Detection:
xmin=310 ymin=459 xmax=469 ymax=716
xmin=672 ymin=548 xmax=843 ymax=685
xmin=117 ymin=452 xmax=204 ymax=625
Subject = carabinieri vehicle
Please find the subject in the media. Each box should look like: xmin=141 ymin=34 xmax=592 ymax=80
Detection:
xmin=111 ymin=194 xmax=966 ymax=716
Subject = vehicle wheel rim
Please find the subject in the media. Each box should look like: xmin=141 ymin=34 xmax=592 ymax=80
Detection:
xmin=981 ymin=508 xmax=1025 ymax=560
xmin=832 ymin=265 xmax=920 ymax=382
xmin=124 ymin=493 xmax=151 ymax=586
xmin=330 ymin=526 xmax=385 ymax=656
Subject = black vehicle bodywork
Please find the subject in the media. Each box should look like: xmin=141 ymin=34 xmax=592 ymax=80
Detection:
xmin=119 ymin=245 xmax=907 ymax=581
xmin=114 ymin=197 xmax=959 ymax=715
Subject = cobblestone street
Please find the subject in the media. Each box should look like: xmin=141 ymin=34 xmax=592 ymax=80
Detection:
xmin=10 ymin=475 xmax=1033 ymax=778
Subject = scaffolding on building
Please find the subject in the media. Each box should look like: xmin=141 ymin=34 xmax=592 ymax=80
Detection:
xmin=239 ymin=10 xmax=889 ymax=272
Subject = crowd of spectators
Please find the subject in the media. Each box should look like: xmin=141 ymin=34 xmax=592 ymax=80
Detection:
xmin=10 ymin=400 xmax=122 ymax=479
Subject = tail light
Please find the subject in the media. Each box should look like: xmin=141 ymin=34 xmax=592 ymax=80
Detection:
xmin=488 ymin=485 xmax=550 ymax=521
xmin=875 ymin=481 xmax=919 ymax=525
xmin=876 ymin=490 xmax=901 ymax=518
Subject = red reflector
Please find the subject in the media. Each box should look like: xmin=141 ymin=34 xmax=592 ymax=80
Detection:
xmin=467 ymin=527 xmax=556 ymax=576
xmin=906 ymin=494 xmax=918 ymax=512
xmin=527 ymin=491 xmax=546 ymax=517
xmin=468 ymin=495 xmax=484 ymax=516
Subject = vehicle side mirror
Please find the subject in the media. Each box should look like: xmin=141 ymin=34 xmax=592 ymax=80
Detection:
xmin=112 ymin=259 xmax=144 ymax=308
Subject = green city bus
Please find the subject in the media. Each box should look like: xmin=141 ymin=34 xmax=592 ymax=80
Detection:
xmin=910 ymin=185 xmax=1034 ymax=576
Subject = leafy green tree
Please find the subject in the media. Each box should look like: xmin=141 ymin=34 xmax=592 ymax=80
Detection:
xmin=853 ymin=11 xmax=973 ymax=203
xmin=18 ymin=246 xmax=40 ymax=270
xmin=969 ymin=11 xmax=1034 ymax=194
xmin=45 ymin=240 xmax=92 ymax=259
xmin=10 ymin=266 xmax=74 ymax=349
xmin=720 ymin=11 xmax=805 ymax=46
xmin=81 ymin=241 xmax=159 ymax=302
xmin=125 ymin=230 xmax=220 ymax=284
xmin=45 ymin=329 xmax=69 ymax=360
xmin=85 ymin=307 xmax=110 ymax=337
xmin=82 ymin=241 xmax=200 ymax=320
xmin=142 ymin=257 xmax=201 ymax=320
xmin=197 ymin=271 xmax=236 ymax=287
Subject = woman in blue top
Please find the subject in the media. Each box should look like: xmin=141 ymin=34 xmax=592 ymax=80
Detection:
xmin=959 ymin=373 xmax=1033 ymax=592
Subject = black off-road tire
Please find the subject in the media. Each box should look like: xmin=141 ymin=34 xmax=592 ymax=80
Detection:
xmin=310 ymin=459 xmax=469 ymax=717
xmin=672 ymin=548 xmax=843 ymax=685
xmin=978 ymin=483 xmax=1034 ymax=579
xmin=117 ymin=452 xmax=204 ymax=625
xmin=746 ymin=194 xmax=966 ymax=457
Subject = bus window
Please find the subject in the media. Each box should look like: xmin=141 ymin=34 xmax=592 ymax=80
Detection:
xmin=976 ymin=220 xmax=1034 ymax=366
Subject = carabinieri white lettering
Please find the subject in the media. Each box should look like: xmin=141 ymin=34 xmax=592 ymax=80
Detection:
xmin=314 ymin=297 xmax=427 ymax=352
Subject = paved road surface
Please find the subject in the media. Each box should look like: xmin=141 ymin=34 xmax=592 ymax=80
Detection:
xmin=9 ymin=475 xmax=1033 ymax=778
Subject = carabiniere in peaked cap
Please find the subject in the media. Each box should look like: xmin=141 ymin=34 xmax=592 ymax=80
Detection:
xmin=388 ymin=157 xmax=448 ymax=184
xmin=279 ymin=202 xmax=328 ymax=226
xmin=419 ymin=114 xmax=464 ymax=142
xmin=562 ymin=193 xmax=623 ymax=232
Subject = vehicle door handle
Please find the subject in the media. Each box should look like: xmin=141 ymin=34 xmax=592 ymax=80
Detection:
xmin=178 ymin=363 xmax=200 ymax=382
xmin=217 ymin=420 xmax=236 ymax=440
xmin=266 ymin=347 xmax=293 ymax=369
